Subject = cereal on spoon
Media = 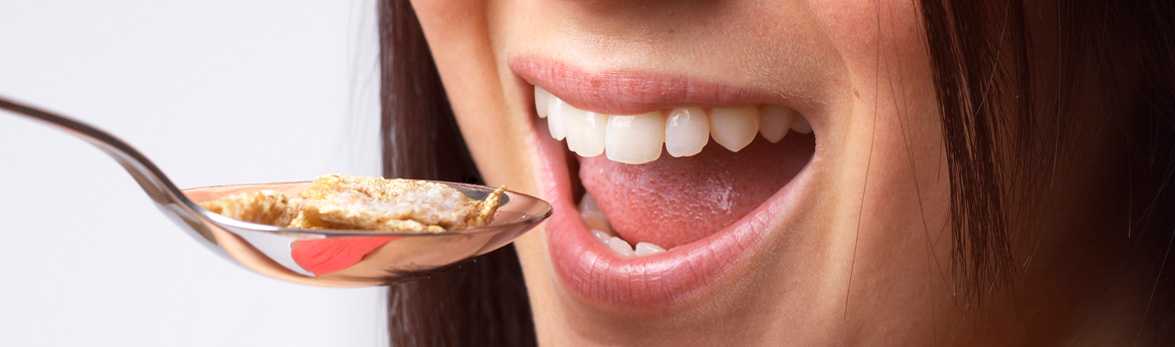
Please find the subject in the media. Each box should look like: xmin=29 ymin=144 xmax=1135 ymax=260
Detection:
xmin=200 ymin=174 xmax=505 ymax=232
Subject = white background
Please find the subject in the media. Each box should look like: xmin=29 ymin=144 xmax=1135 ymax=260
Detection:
xmin=0 ymin=1 xmax=388 ymax=346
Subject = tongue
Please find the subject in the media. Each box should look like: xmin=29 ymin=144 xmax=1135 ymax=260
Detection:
xmin=578 ymin=136 xmax=812 ymax=249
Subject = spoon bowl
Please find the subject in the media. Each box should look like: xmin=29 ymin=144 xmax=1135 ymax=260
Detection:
xmin=0 ymin=95 xmax=551 ymax=287
xmin=183 ymin=181 xmax=549 ymax=287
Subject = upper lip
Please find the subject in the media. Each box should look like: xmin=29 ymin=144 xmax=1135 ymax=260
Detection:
xmin=511 ymin=56 xmax=796 ymax=115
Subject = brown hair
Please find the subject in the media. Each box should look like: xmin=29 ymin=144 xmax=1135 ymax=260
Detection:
xmin=922 ymin=0 xmax=1175 ymax=334
xmin=378 ymin=1 xmax=535 ymax=346
xmin=921 ymin=0 xmax=1170 ymax=296
xmin=378 ymin=0 xmax=1175 ymax=345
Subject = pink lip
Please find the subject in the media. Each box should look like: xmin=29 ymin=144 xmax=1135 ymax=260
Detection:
xmin=517 ymin=57 xmax=816 ymax=308
xmin=511 ymin=56 xmax=790 ymax=115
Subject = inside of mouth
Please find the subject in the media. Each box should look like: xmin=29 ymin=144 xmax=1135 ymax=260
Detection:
xmin=567 ymin=129 xmax=815 ymax=254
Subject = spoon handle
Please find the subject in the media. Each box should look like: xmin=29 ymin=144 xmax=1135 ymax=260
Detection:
xmin=0 ymin=95 xmax=214 ymax=242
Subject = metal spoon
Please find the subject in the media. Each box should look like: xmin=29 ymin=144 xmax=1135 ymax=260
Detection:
xmin=0 ymin=95 xmax=551 ymax=287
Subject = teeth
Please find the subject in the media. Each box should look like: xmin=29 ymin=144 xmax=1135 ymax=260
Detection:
xmin=546 ymin=96 xmax=568 ymax=140
xmin=562 ymin=105 xmax=588 ymax=153
xmin=634 ymin=242 xmax=666 ymax=256
xmin=592 ymin=229 xmax=613 ymax=243
xmin=565 ymin=107 xmax=608 ymax=157
xmin=709 ymin=106 xmax=760 ymax=152
xmin=534 ymin=87 xmax=553 ymax=118
xmin=758 ymin=105 xmax=795 ymax=143
xmin=579 ymin=194 xmax=669 ymax=257
xmin=606 ymin=237 xmax=636 ymax=257
xmin=605 ymin=113 xmax=665 ymax=164
xmin=536 ymin=87 xmax=810 ymax=162
xmin=664 ymin=107 xmax=710 ymax=157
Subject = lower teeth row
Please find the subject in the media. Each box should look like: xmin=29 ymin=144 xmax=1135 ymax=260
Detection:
xmin=580 ymin=194 xmax=668 ymax=257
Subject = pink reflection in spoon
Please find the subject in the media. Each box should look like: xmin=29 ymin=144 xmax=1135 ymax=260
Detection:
xmin=291 ymin=236 xmax=398 ymax=276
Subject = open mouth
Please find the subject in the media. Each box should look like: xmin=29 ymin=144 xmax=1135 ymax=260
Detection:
xmin=513 ymin=57 xmax=818 ymax=308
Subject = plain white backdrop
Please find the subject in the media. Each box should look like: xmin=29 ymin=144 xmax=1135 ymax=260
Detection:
xmin=0 ymin=1 xmax=388 ymax=346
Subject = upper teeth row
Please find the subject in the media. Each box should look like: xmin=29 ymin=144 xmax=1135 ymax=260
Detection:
xmin=535 ymin=86 xmax=811 ymax=164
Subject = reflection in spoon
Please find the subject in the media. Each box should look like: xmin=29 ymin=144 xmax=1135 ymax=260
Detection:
xmin=292 ymin=236 xmax=398 ymax=276
xmin=0 ymin=95 xmax=551 ymax=287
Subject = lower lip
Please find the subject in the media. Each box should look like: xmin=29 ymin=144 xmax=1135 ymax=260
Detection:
xmin=533 ymin=124 xmax=813 ymax=309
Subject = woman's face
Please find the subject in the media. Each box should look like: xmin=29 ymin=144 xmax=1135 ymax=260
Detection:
xmin=411 ymin=1 xmax=954 ymax=344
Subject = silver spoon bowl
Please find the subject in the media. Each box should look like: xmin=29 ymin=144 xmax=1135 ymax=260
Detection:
xmin=0 ymin=95 xmax=551 ymax=287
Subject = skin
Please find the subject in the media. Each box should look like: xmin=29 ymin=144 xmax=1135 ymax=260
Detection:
xmin=408 ymin=1 xmax=1149 ymax=345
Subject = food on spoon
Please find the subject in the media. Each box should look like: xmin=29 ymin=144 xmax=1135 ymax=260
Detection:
xmin=200 ymin=174 xmax=505 ymax=232
xmin=198 ymin=189 xmax=300 ymax=226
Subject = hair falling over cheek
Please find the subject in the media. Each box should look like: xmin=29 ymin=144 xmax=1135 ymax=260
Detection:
xmin=377 ymin=1 xmax=537 ymax=346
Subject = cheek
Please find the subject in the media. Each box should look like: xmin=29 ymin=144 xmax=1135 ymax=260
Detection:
xmin=410 ymin=1 xmax=552 ymax=276
xmin=809 ymin=0 xmax=948 ymax=228
xmin=410 ymin=1 xmax=535 ymax=187
xmin=808 ymin=0 xmax=926 ymax=71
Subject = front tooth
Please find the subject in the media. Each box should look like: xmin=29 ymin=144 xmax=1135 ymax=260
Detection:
xmin=759 ymin=105 xmax=795 ymax=143
xmin=546 ymin=97 xmax=569 ymax=140
xmin=605 ymin=113 xmax=665 ymax=164
xmin=792 ymin=116 xmax=812 ymax=134
xmin=534 ymin=87 xmax=553 ymax=118
xmin=634 ymin=242 xmax=666 ymax=256
xmin=563 ymin=106 xmax=587 ymax=153
xmin=592 ymin=229 xmax=612 ymax=244
xmin=664 ymin=107 xmax=710 ymax=157
xmin=606 ymin=236 xmax=636 ymax=257
xmin=580 ymin=112 xmax=609 ymax=157
xmin=709 ymin=106 xmax=760 ymax=152
xmin=565 ymin=107 xmax=608 ymax=157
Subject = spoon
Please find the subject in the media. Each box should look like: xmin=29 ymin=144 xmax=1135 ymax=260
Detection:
xmin=0 ymin=95 xmax=551 ymax=287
